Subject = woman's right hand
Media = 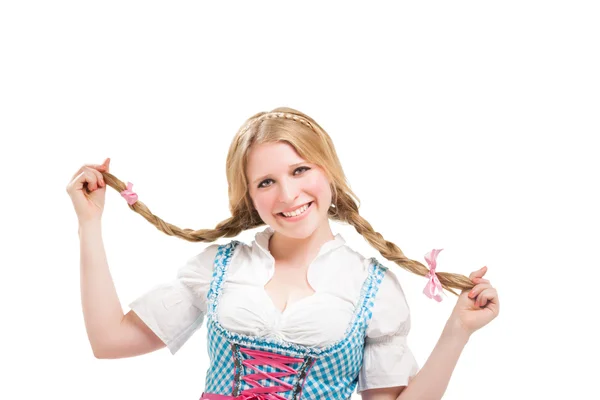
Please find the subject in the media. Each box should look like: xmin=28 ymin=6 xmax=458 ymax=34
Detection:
xmin=66 ymin=158 xmax=111 ymax=224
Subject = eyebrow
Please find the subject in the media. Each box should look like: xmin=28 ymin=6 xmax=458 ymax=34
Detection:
xmin=252 ymin=162 xmax=308 ymax=185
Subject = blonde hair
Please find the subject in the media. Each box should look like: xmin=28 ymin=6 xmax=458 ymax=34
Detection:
xmin=100 ymin=107 xmax=474 ymax=295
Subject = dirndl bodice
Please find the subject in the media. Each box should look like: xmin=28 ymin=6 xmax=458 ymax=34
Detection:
xmin=200 ymin=240 xmax=388 ymax=400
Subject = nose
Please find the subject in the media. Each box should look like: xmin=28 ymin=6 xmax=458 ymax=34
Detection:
xmin=277 ymin=177 xmax=300 ymax=204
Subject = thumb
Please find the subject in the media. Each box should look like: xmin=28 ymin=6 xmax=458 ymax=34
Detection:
xmin=469 ymin=266 xmax=488 ymax=280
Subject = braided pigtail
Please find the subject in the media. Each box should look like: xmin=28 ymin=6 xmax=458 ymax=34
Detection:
xmin=99 ymin=171 xmax=263 ymax=243
xmin=335 ymin=191 xmax=474 ymax=296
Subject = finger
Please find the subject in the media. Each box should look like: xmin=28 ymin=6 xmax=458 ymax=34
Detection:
xmin=66 ymin=171 xmax=86 ymax=194
xmin=475 ymin=288 xmax=498 ymax=308
xmin=468 ymin=283 xmax=492 ymax=299
xmin=476 ymin=288 xmax=498 ymax=307
xmin=84 ymin=167 xmax=105 ymax=190
xmin=67 ymin=170 xmax=100 ymax=195
xmin=468 ymin=266 xmax=488 ymax=280
xmin=70 ymin=162 xmax=109 ymax=181
xmin=70 ymin=168 xmax=103 ymax=193
xmin=472 ymin=277 xmax=490 ymax=284
xmin=99 ymin=157 xmax=110 ymax=173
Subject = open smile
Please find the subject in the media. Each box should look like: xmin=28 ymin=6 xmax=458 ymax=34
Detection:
xmin=276 ymin=201 xmax=313 ymax=221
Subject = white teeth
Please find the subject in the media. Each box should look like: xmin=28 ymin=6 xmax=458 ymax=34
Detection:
xmin=282 ymin=202 xmax=310 ymax=217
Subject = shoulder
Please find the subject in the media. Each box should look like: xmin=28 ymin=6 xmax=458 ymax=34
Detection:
xmin=211 ymin=239 xmax=270 ymax=282
xmin=324 ymin=245 xmax=411 ymax=336
xmin=367 ymin=265 xmax=412 ymax=338
xmin=330 ymin=244 xmax=390 ymax=282
xmin=335 ymin=244 xmax=405 ymax=298
xmin=176 ymin=239 xmax=249 ymax=296
xmin=181 ymin=239 xmax=252 ymax=271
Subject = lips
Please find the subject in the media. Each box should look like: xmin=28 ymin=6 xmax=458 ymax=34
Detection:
xmin=277 ymin=201 xmax=313 ymax=217
xmin=277 ymin=201 xmax=312 ymax=216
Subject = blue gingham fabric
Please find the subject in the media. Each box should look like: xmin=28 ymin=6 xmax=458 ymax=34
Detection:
xmin=203 ymin=240 xmax=387 ymax=399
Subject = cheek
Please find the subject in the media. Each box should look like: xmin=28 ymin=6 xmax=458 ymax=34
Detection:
xmin=309 ymin=175 xmax=332 ymax=202
xmin=252 ymin=193 xmax=276 ymax=216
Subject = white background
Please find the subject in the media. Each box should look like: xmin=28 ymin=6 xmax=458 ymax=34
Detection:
xmin=1 ymin=1 xmax=598 ymax=399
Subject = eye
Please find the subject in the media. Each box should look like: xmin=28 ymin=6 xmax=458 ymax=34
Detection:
xmin=257 ymin=166 xmax=311 ymax=189
xmin=258 ymin=178 xmax=274 ymax=189
xmin=294 ymin=166 xmax=311 ymax=175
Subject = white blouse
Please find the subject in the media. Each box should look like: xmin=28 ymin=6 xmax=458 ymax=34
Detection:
xmin=129 ymin=227 xmax=419 ymax=393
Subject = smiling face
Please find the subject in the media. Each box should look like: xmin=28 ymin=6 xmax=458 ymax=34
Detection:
xmin=246 ymin=141 xmax=333 ymax=239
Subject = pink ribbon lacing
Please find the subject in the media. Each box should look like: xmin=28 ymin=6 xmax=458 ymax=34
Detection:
xmin=201 ymin=347 xmax=305 ymax=400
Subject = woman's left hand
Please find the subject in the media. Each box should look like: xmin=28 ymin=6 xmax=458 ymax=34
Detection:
xmin=449 ymin=266 xmax=500 ymax=336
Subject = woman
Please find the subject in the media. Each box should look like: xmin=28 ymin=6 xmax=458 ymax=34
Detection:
xmin=67 ymin=107 xmax=499 ymax=399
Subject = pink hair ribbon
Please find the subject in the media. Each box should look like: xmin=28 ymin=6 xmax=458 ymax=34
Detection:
xmin=120 ymin=182 xmax=138 ymax=205
xmin=423 ymin=248 xmax=444 ymax=302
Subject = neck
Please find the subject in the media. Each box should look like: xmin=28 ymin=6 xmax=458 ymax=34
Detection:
xmin=268 ymin=223 xmax=335 ymax=265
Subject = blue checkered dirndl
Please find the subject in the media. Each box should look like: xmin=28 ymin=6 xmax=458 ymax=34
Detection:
xmin=200 ymin=241 xmax=387 ymax=400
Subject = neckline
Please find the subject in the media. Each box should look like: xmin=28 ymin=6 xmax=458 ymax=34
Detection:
xmin=261 ymin=290 xmax=317 ymax=316
xmin=253 ymin=226 xmax=346 ymax=261
xmin=253 ymin=226 xmax=346 ymax=315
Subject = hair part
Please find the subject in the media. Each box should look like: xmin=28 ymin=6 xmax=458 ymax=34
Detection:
xmin=101 ymin=107 xmax=475 ymax=296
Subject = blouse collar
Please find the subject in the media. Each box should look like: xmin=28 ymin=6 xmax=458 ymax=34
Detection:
xmin=253 ymin=226 xmax=346 ymax=261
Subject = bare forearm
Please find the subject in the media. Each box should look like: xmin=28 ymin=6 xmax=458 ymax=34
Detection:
xmin=397 ymin=320 xmax=470 ymax=400
xmin=79 ymin=221 xmax=124 ymax=355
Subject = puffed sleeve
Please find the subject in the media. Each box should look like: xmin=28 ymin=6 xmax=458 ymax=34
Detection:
xmin=357 ymin=268 xmax=420 ymax=393
xmin=128 ymin=244 xmax=219 ymax=355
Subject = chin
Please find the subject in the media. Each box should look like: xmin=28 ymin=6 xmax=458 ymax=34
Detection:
xmin=275 ymin=218 xmax=328 ymax=240
xmin=279 ymin=226 xmax=317 ymax=239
